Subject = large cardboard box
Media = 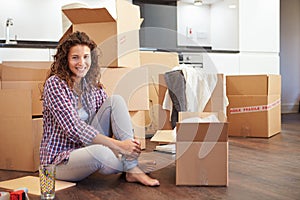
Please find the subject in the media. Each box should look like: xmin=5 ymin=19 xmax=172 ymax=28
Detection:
xmin=158 ymin=73 xmax=225 ymax=130
xmin=0 ymin=62 xmax=51 ymax=116
xmin=62 ymin=0 xmax=141 ymax=68
xmin=0 ymin=89 xmax=43 ymax=172
xmin=176 ymin=112 xmax=228 ymax=186
xmin=139 ymin=51 xmax=179 ymax=131
xmin=226 ymin=75 xmax=281 ymax=137
xmin=100 ymin=67 xmax=149 ymax=111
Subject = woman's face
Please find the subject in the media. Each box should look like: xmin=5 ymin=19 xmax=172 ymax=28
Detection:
xmin=68 ymin=44 xmax=91 ymax=82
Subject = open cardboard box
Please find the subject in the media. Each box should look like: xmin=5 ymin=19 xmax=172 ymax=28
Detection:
xmin=62 ymin=0 xmax=141 ymax=68
xmin=176 ymin=112 xmax=228 ymax=186
xmin=226 ymin=75 xmax=281 ymax=137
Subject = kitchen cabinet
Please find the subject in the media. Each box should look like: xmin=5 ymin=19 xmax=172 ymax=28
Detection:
xmin=239 ymin=52 xmax=280 ymax=75
xmin=202 ymin=52 xmax=279 ymax=75
xmin=239 ymin=0 xmax=280 ymax=53
xmin=0 ymin=48 xmax=55 ymax=62
xmin=203 ymin=52 xmax=239 ymax=75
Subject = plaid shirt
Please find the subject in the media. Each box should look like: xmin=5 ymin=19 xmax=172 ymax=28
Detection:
xmin=40 ymin=75 xmax=107 ymax=165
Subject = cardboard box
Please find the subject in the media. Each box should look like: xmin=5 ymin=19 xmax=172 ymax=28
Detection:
xmin=130 ymin=111 xmax=146 ymax=149
xmin=226 ymin=75 xmax=281 ymax=137
xmin=140 ymin=51 xmax=179 ymax=131
xmin=0 ymin=89 xmax=43 ymax=172
xmin=176 ymin=112 xmax=228 ymax=186
xmin=158 ymin=74 xmax=225 ymax=130
xmin=140 ymin=51 xmax=179 ymax=69
xmin=62 ymin=0 xmax=141 ymax=68
xmin=0 ymin=62 xmax=51 ymax=116
xmin=100 ymin=67 xmax=149 ymax=111
xmin=226 ymin=74 xmax=281 ymax=95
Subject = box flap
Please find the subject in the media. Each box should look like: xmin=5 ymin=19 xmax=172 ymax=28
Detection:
xmin=116 ymin=0 xmax=141 ymax=31
xmin=140 ymin=18 xmax=144 ymax=26
xmin=179 ymin=112 xmax=227 ymax=122
xmin=176 ymin=122 xmax=228 ymax=142
xmin=151 ymin=130 xmax=176 ymax=143
xmin=59 ymin=25 xmax=73 ymax=44
xmin=63 ymin=7 xmax=115 ymax=24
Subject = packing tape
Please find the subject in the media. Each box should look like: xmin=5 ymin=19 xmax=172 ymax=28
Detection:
xmin=229 ymin=99 xmax=280 ymax=114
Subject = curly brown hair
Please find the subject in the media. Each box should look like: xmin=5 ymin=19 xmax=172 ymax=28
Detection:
xmin=43 ymin=31 xmax=102 ymax=93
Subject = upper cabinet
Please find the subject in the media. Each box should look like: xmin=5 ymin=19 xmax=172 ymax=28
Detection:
xmin=239 ymin=0 xmax=280 ymax=53
xmin=177 ymin=0 xmax=279 ymax=53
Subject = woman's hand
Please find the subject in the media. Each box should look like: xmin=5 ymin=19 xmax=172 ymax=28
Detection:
xmin=118 ymin=139 xmax=141 ymax=160
xmin=92 ymin=134 xmax=141 ymax=160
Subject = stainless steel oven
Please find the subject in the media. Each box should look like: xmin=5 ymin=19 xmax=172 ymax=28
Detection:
xmin=179 ymin=52 xmax=203 ymax=68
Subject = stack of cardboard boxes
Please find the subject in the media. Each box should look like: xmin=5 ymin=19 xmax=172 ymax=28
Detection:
xmin=0 ymin=0 xmax=148 ymax=172
xmin=0 ymin=61 xmax=51 ymax=172
xmin=62 ymin=0 xmax=148 ymax=148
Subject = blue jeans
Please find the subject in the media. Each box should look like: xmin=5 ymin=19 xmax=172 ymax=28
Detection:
xmin=55 ymin=95 xmax=137 ymax=182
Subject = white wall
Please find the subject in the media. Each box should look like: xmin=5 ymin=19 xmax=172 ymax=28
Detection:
xmin=280 ymin=0 xmax=300 ymax=113
xmin=0 ymin=0 xmax=127 ymax=42
xmin=177 ymin=2 xmax=211 ymax=47
xmin=0 ymin=0 xmax=62 ymax=41
xmin=177 ymin=1 xmax=238 ymax=49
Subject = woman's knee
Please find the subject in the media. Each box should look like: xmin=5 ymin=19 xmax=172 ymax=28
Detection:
xmin=110 ymin=95 xmax=126 ymax=106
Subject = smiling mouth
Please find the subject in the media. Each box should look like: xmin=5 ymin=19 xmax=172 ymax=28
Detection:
xmin=76 ymin=67 xmax=86 ymax=72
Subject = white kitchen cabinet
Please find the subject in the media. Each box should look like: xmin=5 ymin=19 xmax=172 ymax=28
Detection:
xmin=203 ymin=53 xmax=240 ymax=75
xmin=49 ymin=48 xmax=57 ymax=61
xmin=0 ymin=48 xmax=55 ymax=62
xmin=239 ymin=52 xmax=280 ymax=75
xmin=239 ymin=0 xmax=280 ymax=53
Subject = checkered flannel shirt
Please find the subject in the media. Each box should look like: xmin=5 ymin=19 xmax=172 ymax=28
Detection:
xmin=40 ymin=75 xmax=107 ymax=165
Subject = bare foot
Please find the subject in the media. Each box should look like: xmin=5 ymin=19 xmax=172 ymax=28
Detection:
xmin=126 ymin=166 xmax=160 ymax=186
xmin=138 ymin=160 xmax=157 ymax=173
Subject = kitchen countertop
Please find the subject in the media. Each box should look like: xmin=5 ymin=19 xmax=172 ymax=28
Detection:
xmin=0 ymin=41 xmax=239 ymax=54
xmin=140 ymin=47 xmax=239 ymax=54
xmin=0 ymin=40 xmax=58 ymax=48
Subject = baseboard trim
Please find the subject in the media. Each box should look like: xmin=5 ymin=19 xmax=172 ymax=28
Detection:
xmin=281 ymin=103 xmax=299 ymax=114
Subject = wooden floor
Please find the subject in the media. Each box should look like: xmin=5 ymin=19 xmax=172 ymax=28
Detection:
xmin=1 ymin=113 xmax=300 ymax=200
